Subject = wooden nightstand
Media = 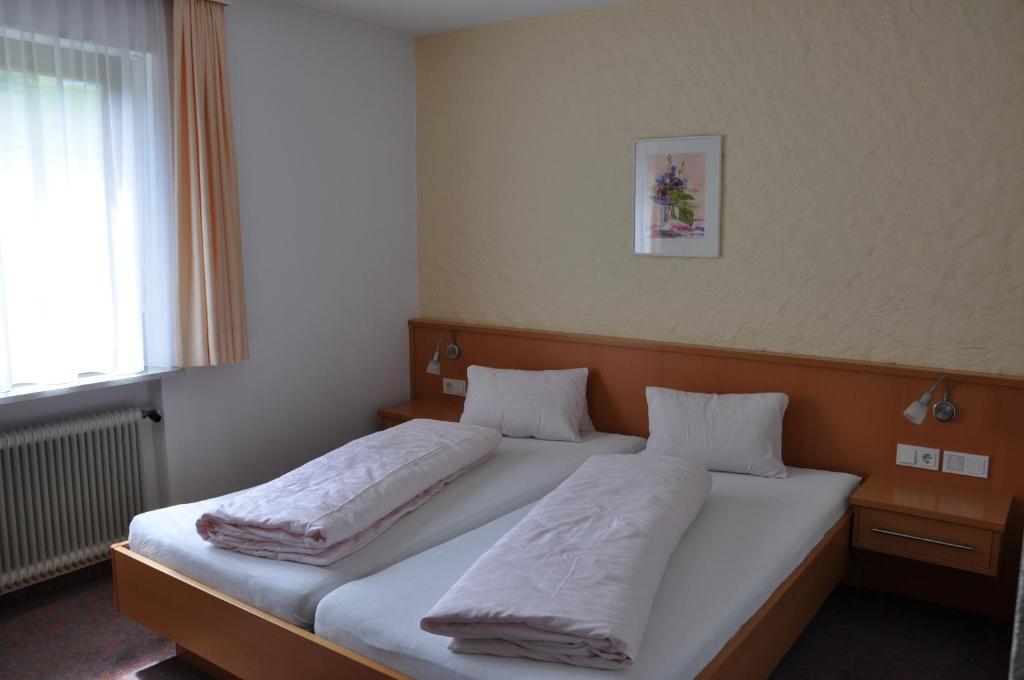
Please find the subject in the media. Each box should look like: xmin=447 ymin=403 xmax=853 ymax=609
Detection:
xmin=851 ymin=475 xmax=1012 ymax=577
xmin=377 ymin=398 xmax=462 ymax=429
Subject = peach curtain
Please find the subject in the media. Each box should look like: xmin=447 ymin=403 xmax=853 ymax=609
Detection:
xmin=172 ymin=0 xmax=249 ymax=366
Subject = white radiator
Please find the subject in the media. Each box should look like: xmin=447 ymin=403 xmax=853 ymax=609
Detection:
xmin=0 ymin=407 xmax=147 ymax=594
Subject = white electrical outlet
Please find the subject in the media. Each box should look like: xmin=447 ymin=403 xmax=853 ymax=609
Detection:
xmin=916 ymin=447 xmax=940 ymax=470
xmin=442 ymin=378 xmax=467 ymax=397
xmin=895 ymin=444 xmax=940 ymax=470
xmin=942 ymin=450 xmax=989 ymax=478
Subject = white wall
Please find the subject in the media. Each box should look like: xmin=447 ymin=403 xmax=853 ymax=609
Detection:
xmin=0 ymin=0 xmax=418 ymax=506
xmin=159 ymin=0 xmax=417 ymax=503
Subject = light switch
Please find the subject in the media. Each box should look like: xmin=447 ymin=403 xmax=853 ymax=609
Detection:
xmin=896 ymin=444 xmax=917 ymax=466
xmin=942 ymin=450 xmax=989 ymax=478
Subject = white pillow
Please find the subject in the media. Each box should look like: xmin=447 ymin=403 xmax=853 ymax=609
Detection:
xmin=580 ymin=403 xmax=596 ymax=432
xmin=645 ymin=386 xmax=789 ymax=478
xmin=460 ymin=366 xmax=591 ymax=442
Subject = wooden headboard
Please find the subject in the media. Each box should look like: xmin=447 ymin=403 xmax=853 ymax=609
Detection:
xmin=409 ymin=318 xmax=1023 ymax=617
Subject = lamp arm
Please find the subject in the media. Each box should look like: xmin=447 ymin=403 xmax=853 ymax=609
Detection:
xmin=920 ymin=374 xmax=949 ymax=402
xmin=432 ymin=329 xmax=456 ymax=357
xmin=904 ymin=374 xmax=956 ymax=424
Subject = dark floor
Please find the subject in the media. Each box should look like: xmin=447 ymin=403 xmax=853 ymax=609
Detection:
xmin=0 ymin=565 xmax=207 ymax=680
xmin=772 ymin=585 xmax=1011 ymax=680
xmin=0 ymin=570 xmax=1012 ymax=679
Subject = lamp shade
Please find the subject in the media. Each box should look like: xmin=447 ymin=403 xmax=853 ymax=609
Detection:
xmin=902 ymin=398 xmax=929 ymax=425
xmin=426 ymin=353 xmax=441 ymax=375
xmin=426 ymin=328 xmax=459 ymax=376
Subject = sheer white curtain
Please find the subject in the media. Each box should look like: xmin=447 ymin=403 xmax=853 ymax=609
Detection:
xmin=0 ymin=0 xmax=175 ymax=392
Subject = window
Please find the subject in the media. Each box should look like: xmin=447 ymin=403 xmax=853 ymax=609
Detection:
xmin=0 ymin=0 xmax=174 ymax=393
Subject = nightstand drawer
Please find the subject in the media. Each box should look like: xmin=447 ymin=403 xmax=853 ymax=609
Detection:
xmin=854 ymin=507 xmax=995 ymax=574
xmin=378 ymin=416 xmax=406 ymax=429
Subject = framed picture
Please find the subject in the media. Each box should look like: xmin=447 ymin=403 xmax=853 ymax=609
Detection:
xmin=634 ymin=135 xmax=722 ymax=258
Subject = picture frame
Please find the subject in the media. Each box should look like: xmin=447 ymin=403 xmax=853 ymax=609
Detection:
xmin=634 ymin=135 xmax=722 ymax=258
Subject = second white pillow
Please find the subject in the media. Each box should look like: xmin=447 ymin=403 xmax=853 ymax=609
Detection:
xmin=645 ymin=386 xmax=789 ymax=478
xmin=460 ymin=366 xmax=590 ymax=442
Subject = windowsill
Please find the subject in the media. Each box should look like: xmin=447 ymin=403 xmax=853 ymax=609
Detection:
xmin=0 ymin=368 xmax=182 ymax=406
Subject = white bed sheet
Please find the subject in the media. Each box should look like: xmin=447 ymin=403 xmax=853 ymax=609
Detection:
xmin=128 ymin=431 xmax=645 ymax=629
xmin=314 ymin=467 xmax=861 ymax=680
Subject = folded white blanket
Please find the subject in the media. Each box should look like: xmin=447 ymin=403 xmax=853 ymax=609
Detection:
xmin=420 ymin=453 xmax=711 ymax=669
xmin=196 ymin=419 xmax=501 ymax=565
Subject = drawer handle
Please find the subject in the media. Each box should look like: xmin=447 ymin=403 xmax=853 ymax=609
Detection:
xmin=870 ymin=527 xmax=973 ymax=551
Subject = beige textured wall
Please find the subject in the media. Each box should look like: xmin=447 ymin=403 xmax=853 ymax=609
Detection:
xmin=416 ymin=0 xmax=1024 ymax=376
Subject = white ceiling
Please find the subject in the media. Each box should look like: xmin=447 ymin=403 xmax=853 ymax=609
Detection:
xmin=280 ymin=0 xmax=624 ymax=36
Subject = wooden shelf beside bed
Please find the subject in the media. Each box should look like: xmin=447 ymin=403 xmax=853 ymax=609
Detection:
xmin=377 ymin=398 xmax=462 ymax=429
xmin=851 ymin=475 xmax=1011 ymax=577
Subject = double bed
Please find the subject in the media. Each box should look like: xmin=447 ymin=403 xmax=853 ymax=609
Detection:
xmin=115 ymin=433 xmax=858 ymax=679
xmin=106 ymin=316 xmax=1024 ymax=678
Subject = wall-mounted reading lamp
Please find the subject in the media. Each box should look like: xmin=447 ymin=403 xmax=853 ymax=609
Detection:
xmin=426 ymin=329 xmax=461 ymax=375
xmin=902 ymin=375 xmax=957 ymax=424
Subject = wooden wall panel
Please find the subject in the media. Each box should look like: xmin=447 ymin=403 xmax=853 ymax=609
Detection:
xmin=409 ymin=319 xmax=1024 ymax=617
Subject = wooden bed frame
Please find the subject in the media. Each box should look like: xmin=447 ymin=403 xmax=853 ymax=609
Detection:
xmin=111 ymin=318 xmax=1024 ymax=677
xmin=112 ymin=511 xmax=851 ymax=680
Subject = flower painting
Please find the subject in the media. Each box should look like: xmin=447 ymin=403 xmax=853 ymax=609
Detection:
xmin=634 ymin=136 xmax=722 ymax=257
xmin=649 ymin=153 xmax=704 ymax=238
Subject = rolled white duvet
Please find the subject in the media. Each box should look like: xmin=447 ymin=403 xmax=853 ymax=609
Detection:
xmin=196 ymin=419 xmax=501 ymax=565
xmin=421 ymin=452 xmax=712 ymax=669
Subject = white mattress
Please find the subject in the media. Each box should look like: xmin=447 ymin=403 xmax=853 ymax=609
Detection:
xmin=314 ymin=466 xmax=861 ymax=680
xmin=128 ymin=431 xmax=646 ymax=629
